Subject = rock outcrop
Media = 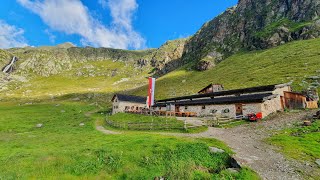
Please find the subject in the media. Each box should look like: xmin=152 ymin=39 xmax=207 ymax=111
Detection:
xmin=181 ymin=0 xmax=320 ymax=70
xmin=1 ymin=0 xmax=320 ymax=77
xmin=2 ymin=38 xmax=187 ymax=77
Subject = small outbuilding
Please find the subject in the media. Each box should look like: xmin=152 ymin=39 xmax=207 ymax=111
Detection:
xmin=198 ymin=83 xmax=224 ymax=94
xmin=111 ymin=94 xmax=147 ymax=115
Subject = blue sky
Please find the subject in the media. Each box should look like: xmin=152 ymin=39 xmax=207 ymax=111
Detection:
xmin=0 ymin=0 xmax=237 ymax=49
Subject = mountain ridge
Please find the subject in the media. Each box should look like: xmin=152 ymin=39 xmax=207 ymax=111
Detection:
xmin=1 ymin=0 xmax=320 ymax=102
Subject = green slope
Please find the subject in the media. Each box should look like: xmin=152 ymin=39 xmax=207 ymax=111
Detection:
xmin=132 ymin=38 xmax=320 ymax=99
xmin=2 ymin=38 xmax=320 ymax=105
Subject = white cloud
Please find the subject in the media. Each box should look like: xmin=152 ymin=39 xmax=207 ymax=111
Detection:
xmin=44 ymin=29 xmax=56 ymax=43
xmin=17 ymin=0 xmax=145 ymax=49
xmin=108 ymin=0 xmax=138 ymax=31
xmin=98 ymin=0 xmax=108 ymax=9
xmin=0 ymin=20 xmax=28 ymax=49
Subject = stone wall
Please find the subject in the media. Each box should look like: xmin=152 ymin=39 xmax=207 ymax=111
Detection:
xmin=273 ymin=86 xmax=291 ymax=96
xmin=178 ymin=104 xmax=236 ymax=118
xmin=242 ymin=103 xmax=262 ymax=116
xmin=261 ymin=96 xmax=282 ymax=118
xmin=112 ymin=98 xmax=147 ymax=114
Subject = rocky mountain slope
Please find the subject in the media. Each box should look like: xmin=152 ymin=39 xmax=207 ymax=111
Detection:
xmin=132 ymin=38 xmax=320 ymax=99
xmin=2 ymin=0 xmax=320 ymax=77
xmin=1 ymin=0 xmax=320 ymax=102
xmin=4 ymin=39 xmax=186 ymax=77
xmin=0 ymin=39 xmax=187 ymax=101
xmin=180 ymin=0 xmax=320 ymax=71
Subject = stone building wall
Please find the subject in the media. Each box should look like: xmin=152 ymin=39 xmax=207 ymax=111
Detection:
xmin=273 ymin=86 xmax=291 ymax=96
xmin=261 ymin=96 xmax=282 ymax=118
xmin=242 ymin=103 xmax=262 ymax=116
xmin=112 ymin=98 xmax=147 ymax=114
xmin=179 ymin=104 xmax=236 ymax=118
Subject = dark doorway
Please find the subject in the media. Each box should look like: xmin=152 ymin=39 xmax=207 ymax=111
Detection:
xmin=175 ymin=105 xmax=180 ymax=112
xmin=235 ymin=104 xmax=243 ymax=116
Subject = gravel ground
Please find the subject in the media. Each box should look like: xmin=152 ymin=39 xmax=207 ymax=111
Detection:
xmin=162 ymin=110 xmax=318 ymax=180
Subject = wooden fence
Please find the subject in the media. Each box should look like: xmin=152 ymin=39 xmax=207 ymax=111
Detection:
xmin=106 ymin=117 xmax=195 ymax=131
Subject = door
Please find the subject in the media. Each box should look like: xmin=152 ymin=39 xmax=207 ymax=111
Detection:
xmin=175 ymin=105 xmax=180 ymax=112
xmin=280 ymin=96 xmax=285 ymax=110
xmin=235 ymin=104 xmax=243 ymax=116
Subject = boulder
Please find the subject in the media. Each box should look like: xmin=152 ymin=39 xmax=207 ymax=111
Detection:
xmin=226 ymin=168 xmax=240 ymax=173
xmin=209 ymin=147 xmax=225 ymax=153
xmin=304 ymin=121 xmax=312 ymax=126
xmin=36 ymin=124 xmax=43 ymax=128
xmin=316 ymin=159 xmax=320 ymax=167
xmin=196 ymin=61 xmax=212 ymax=71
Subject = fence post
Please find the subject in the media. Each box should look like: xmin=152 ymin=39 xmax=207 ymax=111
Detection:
xmin=151 ymin=118 xmax=153 ymax=130
xmin=166 ymin=118 xmax=168 ymax=131
xmin=184 ymin=120 xmax=187 ymax=130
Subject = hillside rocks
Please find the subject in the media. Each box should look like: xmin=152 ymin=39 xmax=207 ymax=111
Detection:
xmin=316 ymin=159 xmax=320 ymax=167
xmin=1 ymin=0 xmax=320 ymax=78
xmin=181 ymin=0 xmax=320 ymax=70
xmin=196 ymin=60 xmax=213 ymax=71
xmin=18 ymin=50 xmax=72 ymax=77
xmin=209 ymin=147 xmax=225 ymax=153
xmin=1 ymin=38 xmax=187 ymax=77
xmin=147 ymin=38 xmax=187 ymax=76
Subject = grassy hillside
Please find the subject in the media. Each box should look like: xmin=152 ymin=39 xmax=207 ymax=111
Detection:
xmin=1 ymin=38 xmax=320 ymax=105
xmin=0 ymin=49 xmax=12 ymax=68
xmin=132 ymin=38 xmax=320 ymax=99
xmin=0 ymin=58 xmax=150 ymax=105
xmin=0 ymin=102 xmax=258 ymax=179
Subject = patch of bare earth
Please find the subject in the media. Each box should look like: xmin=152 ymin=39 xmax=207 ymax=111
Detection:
xmin=162 ymin=110 xmax=318 ymax=180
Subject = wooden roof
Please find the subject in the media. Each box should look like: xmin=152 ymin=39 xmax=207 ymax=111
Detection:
xmin=154 ymin=93 xmax=277 ymax=107
xmin=112 ymin=94 xmax=147 ymax=104
xmin=157 ymin=83 xmax=290 ymax=103
xmin=197 ymin=83 xmax=223 ymax=93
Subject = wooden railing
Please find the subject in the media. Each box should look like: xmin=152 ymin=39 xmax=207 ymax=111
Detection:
xmin=106 ymin=117 xmax=197 ymax=131
xmin=124 ymin=110 xmax=197 ymax=117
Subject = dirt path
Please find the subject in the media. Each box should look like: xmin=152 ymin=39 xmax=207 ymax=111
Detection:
xmin=162 ymin=111 xmax=316 ymax=180
xmin=96 ymin=125 xmax=121 ymax=135
xmin=85 ymin=109 xmax=121 ymax=135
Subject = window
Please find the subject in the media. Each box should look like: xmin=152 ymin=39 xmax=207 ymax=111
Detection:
xmin=211 ymin=109 xmax=217 ymax=113
xmin=185 ymin=106 xmax=188 ymax=110
xmin=136 ymin=107 xmax=139 ymax=111
xmin=202 ymin=105 xmax=206 ymax=109
xmin=223 ymin=109 xmax=230 ymax=113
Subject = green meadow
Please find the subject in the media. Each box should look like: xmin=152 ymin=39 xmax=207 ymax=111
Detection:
xmin=268 ymin=121 xmax=320 ymax=162
xmin=0 ymin=102 xmax=259 ymax=179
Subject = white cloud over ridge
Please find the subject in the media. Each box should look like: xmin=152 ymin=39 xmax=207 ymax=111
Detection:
xmin=0 ymin=20 xmax=28 ymax=49
xmin=17 ymin=0 xmax=145 ymax=49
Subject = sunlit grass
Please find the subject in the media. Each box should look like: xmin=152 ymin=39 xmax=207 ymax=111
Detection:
xmin=132 ymin=38 xmax=320 ymax=99
xmin=0 ymin=102 xmax=259 ymax=179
